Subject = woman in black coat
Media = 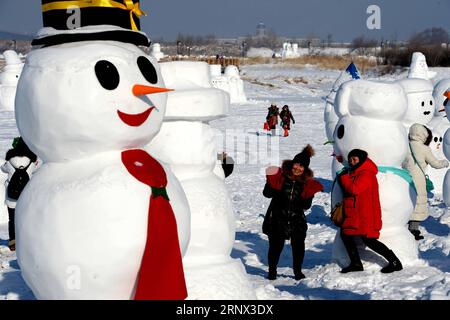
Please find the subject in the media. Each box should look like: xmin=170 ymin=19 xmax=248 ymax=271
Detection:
xmin=263 ymin=145 xmax=323 ymax=280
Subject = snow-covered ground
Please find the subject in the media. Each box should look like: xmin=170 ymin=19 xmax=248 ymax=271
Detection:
xmin=0 ymin=63 xmax=449 ymax=299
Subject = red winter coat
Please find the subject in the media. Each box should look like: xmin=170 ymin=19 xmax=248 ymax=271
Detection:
xmin=339 ymin=158 xmax=382 ymax=238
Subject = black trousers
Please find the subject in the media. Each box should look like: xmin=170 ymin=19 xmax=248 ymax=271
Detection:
xmin=268 ymin=232 xmax=306 ymax=274
xmin=341 ymin=232 xmax=391 ymax=263
xmin=8 ymin=207 xmax=15 ymax=241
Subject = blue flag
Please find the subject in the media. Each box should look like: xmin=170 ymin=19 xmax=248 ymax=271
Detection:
xmin=346 ymin=63 xmax=360 ymax=80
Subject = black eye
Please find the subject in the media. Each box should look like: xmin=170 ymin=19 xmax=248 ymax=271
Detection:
xmin=430 ymin=100 xmax=433 ymax=106
xmin=95 ymin=60 xmax=120 ymax=90
xmin=137 ymin=56 xmax=158 ymax=84
xmin=440 ymin=137 xmax=443 ymax=142
xmin=444 ymin=98 xmax=448 ymax=107
xmin=434 ymin=137 xmax=438 ymax=142
xmin=421 ymin=101 xmax=425 ymax=107
xmin=337 ymin=125 xmax=345 ymax=139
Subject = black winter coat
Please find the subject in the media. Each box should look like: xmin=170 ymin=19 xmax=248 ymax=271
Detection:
xmin=263 ymin=177 xmax=311 ymax=239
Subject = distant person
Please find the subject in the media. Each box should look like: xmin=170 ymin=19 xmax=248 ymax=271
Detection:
xmin=280 ymin=105 xmax=295 ymax=137
xmin=1 ymin=137 xmax=39 ymax=251
xmin=262 ymin=145 xmax=323 ymax=280
xmin=338 ymin=149 xmax=402 ymax=273
xmin=403 ymin=124 xmax=449 ymax=240
xmin=265 ymin=103 xmax=280 ymax=136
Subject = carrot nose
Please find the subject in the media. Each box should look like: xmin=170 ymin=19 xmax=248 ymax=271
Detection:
xmin=444 ymin=91 xmax=450 ymax=99
xmin=132 ymin=84 xmax=174 ymax=97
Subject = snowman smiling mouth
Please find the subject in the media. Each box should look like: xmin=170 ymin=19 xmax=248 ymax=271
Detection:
xmin=117 ymin=107 xmax=155 ymax=127
xmin=117 ymin=84 xmax=173 ymax=126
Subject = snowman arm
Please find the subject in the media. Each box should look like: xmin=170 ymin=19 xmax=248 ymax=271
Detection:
xmin=339 ymin=172 xmax=372 ymax=195
xmin=424 ymin=148 xmax=449 ymax=169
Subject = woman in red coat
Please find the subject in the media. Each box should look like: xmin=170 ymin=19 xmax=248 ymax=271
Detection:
xmin=338 ymin=149 xmax=403 ymax=274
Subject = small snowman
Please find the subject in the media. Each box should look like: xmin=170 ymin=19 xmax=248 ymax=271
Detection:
xmin=429 ymin=78 xmax=450 ymax=129
xmin=407 ymin=52 xmax=437 ymax=80
xmin=397 ymin=53 xmax=435 ymax=130
xmin=397 ymin=78 xmax=435 ymax=129
xmin=0 ymin=50 xmax=24 ymax=111
xmin=147 ymin=61 xmax=255 ymax=299
xmin=428 ymin=121 xmax=450 ymax=195
xmin=15 ymin=0 xmax=190 ymax=300
xmin=332 ymin=80 xmax=418 ymax=267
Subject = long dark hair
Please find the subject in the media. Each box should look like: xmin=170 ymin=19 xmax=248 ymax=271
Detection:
xmin=424 ymin=126 xmax=433 ymax=146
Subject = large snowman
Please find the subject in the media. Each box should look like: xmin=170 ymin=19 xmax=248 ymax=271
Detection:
xmin=331 ymin=80 xmax=418 ymax=267
xmin=14 ymin=1 xmax=190 ymax=300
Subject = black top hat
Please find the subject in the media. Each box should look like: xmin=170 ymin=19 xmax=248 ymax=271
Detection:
xmin=32 ymin=0 xmax=150 ymax=47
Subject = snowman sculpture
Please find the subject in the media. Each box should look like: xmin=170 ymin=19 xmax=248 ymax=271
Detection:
xmin=428 ymin=121 xmax=450 ymax=195
xmin=14 ymin=0 xmax=190 ymax=300
xmin=397 ymin=78 xmax=435 ymax=130
xmin=0 ymin=50 xmax=24 ymax=111
xmin=146 ymin=61 xmax=256 ymax=299
xmin=428 ymin=78 xmax=450 ymax=129
xmin=407 ymin=52 xmax=437 ymax=80
xmin=331 ymin=80 xmax=418 ymax=267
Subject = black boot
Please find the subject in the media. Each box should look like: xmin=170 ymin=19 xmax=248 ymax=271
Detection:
xmin=294 ymin=270 xmax=306 ymax=280
xmin=267 ymin=267 xmax=277 ymax=280
xmin=341 ymin=234 xmax=364 ymax=273
xmin=381 ymin=250 xmax=403 ymax=273
xmin=409 ymin=229 xmax=424 ymax=240
xmin=341 ymin=262 xmax=364 ymax=273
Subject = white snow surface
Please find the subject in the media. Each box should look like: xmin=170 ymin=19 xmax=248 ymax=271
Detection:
xmin=0 ymin=63 xmax=450 ymax=300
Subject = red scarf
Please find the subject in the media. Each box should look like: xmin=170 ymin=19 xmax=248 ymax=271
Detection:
xmin=122 ymin=149 xmax=187 ymax=300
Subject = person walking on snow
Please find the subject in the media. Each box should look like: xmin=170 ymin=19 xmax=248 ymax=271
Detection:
xmin=265 ymin=103 xmax=279 ymax=136
xmin=262 ymin=144 xmax=323 ymax=280
xmin=338 ymin=149 xmax=403 ymax=274
xmin=280 ymin=105 xmax=295 ymax=137
xmin=403 ymin=123 xmax=449 ymax=240
xmin=1 ymin=137 xmax=39 ymax=251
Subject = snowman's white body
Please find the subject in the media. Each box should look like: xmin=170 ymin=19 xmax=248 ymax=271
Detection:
xmin=147 ymin=61 xmax=255 ymax=299
xmin=14 ymin=42 xmax=190 ymax=299
xmin=324 ymin=72 xmax=354 ymax=178
xmin=0 ymin=50 xmax=24 ymax=111
xmin=17 ymin=152 xmax=189 ymax=299
xmin=331 ymin=80 xmax=418 ymax=267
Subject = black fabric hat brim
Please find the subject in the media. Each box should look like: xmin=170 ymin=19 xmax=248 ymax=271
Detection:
xmin=32 ymin=30 xmax=150 ymax=47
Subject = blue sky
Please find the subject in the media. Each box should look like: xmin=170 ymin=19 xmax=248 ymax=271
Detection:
xmin=0 ymin=0 xmax=449 ymax=41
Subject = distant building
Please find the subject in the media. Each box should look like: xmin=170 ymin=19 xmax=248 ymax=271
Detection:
xmin=256 ymin=23 xmax=267 ymax=39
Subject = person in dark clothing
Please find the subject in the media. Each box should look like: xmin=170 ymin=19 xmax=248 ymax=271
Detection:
xmin=265 ymin=104 xmax=280 ymax=136
xmin=338 ymin=149 xmax=402 ymax=274
xmin=280 ymin=105 xmax=295 ymax=137
xmin=262 ymin=144 xmax=323 ymax=280
xmin=1 ymin=137 xmax=39 ymax=251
